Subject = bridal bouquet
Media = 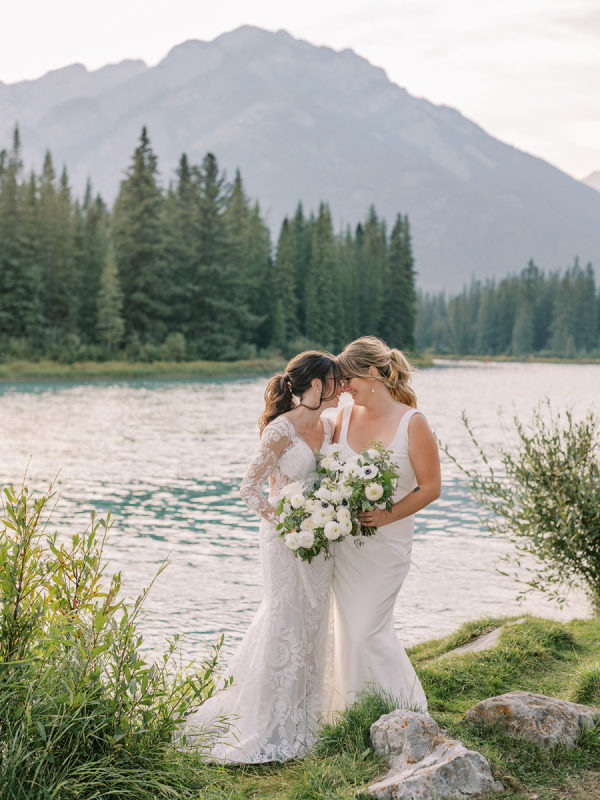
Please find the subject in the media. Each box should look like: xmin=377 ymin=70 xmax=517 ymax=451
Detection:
xmin=337 ymin=443 xmax=398 ymax=536
xmin=276 ymin=443 xmax=398 ymax=562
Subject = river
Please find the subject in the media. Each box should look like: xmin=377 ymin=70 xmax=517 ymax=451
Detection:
xmin=0 ymin=360 xmax=597 ymax=662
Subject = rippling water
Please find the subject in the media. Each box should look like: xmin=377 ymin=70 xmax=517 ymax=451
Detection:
xmin=1 ymin=361 xmax=598 ymax=661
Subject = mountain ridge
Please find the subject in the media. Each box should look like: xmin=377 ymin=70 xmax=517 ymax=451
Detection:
xmin=1 ymin=25 xmax=599 ymax=289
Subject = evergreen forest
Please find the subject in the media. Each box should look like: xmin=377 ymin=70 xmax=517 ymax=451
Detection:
xmin=0 ymin=127 xmax=416 ymax=363
xmin=417 ymin=259 xmax=600 ymax=358
xmin=1 ymin=125 xmax=597 ymax=364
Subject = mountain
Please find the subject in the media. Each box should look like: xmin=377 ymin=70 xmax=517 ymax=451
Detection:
xmin=1 ymin=26 xmax=599 ymax=289
xmin=582 ymin=171 xmax=600 ymax=192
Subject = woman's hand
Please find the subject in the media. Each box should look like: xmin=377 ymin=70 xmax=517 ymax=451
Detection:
xmin=357 ymin=506 xmax=392 ymax=528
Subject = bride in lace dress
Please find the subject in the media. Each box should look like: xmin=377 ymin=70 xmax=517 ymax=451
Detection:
xmin=177 ymin=351 xmax=340 ymax=763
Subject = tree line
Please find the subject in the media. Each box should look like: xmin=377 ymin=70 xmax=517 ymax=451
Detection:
xmin=0 ymin=126 xmax=416 ymax=363
xmin=417 ymin=259 xmax=600 ymax=357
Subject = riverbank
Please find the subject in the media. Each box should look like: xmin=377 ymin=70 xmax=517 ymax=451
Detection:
xmin=186 ymin=615 xmax=600 ymax=799
xmin=0 ymin=354 xmax=434 ymax=382
xmin=0 ymin=357 xmax=285 ymax=382
xmin=433 ymin=353 xmax=600 ymax=364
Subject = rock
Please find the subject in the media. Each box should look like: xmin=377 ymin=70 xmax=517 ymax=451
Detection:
xmin=465 ymin=691 xmax=600 ymax=749
xmin=369 ymin=739 xmax=502 ymax=799
xmin=436 ymin=618 xmax=527 ymax=660
xmin=370 ymin=709 xmax=443 ymax=766
xmin=368 ymin=709 xmax=502 ymax=799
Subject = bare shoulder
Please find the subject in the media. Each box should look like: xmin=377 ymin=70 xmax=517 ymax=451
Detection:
xmin=407 ymin=410 xmax=435 ymax=439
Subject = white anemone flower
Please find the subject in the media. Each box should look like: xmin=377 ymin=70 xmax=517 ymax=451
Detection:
xmin=360 ymin=464 xmax=379 ymax=479
xmin=311 ymin=508 xmax=333 ymax=527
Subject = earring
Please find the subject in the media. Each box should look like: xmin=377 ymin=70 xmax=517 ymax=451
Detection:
xmin=371 ymin=387 xmax=375 ymax=393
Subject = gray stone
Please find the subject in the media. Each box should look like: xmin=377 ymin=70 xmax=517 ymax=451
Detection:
xmin=465 ymin=691 xmax=600 ymax=749
xmin=369 ymin=739 xmax=502 ymax=799
xmin=370 ymin=709 xmax=443 ymax=766
xmin=368 ymin=709 xmax=502 ymax=799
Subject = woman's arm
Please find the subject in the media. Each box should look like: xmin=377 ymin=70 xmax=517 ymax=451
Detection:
xmin=240 ymin=421 xmax=291 ymax=523
xmin=357 ymin=413 xmax=441 ymax=527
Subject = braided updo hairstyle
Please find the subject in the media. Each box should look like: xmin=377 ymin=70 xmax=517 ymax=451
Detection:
xmin=259 ymin=350 xmax=339 ymax=434
xmin=337 ymin=336 xmax=417 ymax=407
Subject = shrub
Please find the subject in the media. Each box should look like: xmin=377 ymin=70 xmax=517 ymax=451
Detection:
xmin=161 ymin=332 xmax=186 ymax=362
xmin=0 ymin=478 xmax=221 ymax=797
xmin=444 ymin=402 xmax=600 ymax=609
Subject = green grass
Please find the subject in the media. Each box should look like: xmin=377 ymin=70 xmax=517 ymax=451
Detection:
xmin=0 ymin=357 xmax=286 ymax=382
xmin=175 ymin=616 xmax=600 ymax=800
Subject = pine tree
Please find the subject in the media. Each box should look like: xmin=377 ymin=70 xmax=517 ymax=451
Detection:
xmin=305 ymin=203 xmax=336 ymax=348
xmin=273 ymin=217 xmax=299 ymax=344
xmin=382 ymin=214 xmax=417 ymax=350
xmin=112 ymin=127 xmax=168 ymax=343
xmin=97 ymin=244 xmax=125 ymax=354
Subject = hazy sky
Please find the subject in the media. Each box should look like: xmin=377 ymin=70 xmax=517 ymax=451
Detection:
xmin=1 ymin=0 xmax=599 ymax=179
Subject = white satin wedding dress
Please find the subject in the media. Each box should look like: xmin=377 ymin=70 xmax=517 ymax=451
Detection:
xmin=328 ymin=402 xmax=427 ymax=714
xmin=178 ymin=414 xmax=335 ymax=763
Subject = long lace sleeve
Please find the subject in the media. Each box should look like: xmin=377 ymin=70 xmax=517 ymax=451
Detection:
xmin=240 ymin=419 xmax=292 ymax=523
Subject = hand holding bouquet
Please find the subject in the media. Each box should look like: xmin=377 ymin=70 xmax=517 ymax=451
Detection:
xmin=276 ymin=442 xmax=398 ymax=562
xmin=339 ymin=443 xmax=398 ymax=536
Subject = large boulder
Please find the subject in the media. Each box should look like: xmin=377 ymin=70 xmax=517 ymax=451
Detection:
xmin=368 ymin=709 xmax=502 ymax=799
xmin=465 ymin=691 xmax=600 ymax=749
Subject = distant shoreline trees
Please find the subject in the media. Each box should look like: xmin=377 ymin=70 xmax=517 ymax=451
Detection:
xmin=417 ymin=259 xmax=600 ymax=358
xmin=0 ymin=126 xmax=417 ymax=362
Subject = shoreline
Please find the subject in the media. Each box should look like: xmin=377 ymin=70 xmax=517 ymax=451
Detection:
xmin=432 ymin=353 xmax=600 ymax=364
xmin=0 ymin=354 xmax=435 ymax=383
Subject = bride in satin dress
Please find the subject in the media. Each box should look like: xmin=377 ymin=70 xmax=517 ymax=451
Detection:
xmin=329 ymin=336 xmax=441 ymax=714
xmin=177 ymin=350 xmax=339 ymax=763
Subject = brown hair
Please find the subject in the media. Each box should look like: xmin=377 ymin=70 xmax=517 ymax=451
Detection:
xmin=259 ymin=350 xmax=339 ymax=433
xmin=337 ymin=336 xmax=417 ymax=407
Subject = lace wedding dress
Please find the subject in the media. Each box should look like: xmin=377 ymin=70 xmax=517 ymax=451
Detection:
xmin=177 ymin=414 xmax=335 ymax=763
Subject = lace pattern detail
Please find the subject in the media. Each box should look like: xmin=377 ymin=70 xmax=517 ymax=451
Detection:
xmin=178 ymin=413 xmax=335 ymax=763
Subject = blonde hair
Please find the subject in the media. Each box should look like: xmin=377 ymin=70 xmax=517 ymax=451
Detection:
xmin=337 ymin=336 xmax=417 ymax=407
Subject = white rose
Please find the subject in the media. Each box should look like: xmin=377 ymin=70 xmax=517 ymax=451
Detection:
xmin=300 ymin=516 xmax=316 ymax=531
xmin=366 ymin=448 xmax=379 ymax=460
xmin=365 ymin=482 xmax=384 ymax=501
xmin=305 ymin=497 xmax=319 ymax=513
xmin=339 ymin=518 xmax=353 ymax=535
xmin=281 ymin=482 xmax=303 ymax=498
xmin=328 ymin=488 xmax=343 ymax=505
xmin=290 ymin=493 xmax=305 ymax=509
xmin=340 ymin=482 xmax=353 ymax=499
xmin=336 ymin=506 xmax=351 ymax=523
xmin=324 ymin=520 xmax=342 ymax=540
xmin=299 ymin=530 xmax=315 ymax=548
xmin=314 ymin=486 xmax=331 ymax=501
xmin=285 ymin=531 xmax=302 ymax=550
xmin=320 ymin=456 xmax=335 ymax=472
xmin=311 ymin=508 xmax=333 ymax=527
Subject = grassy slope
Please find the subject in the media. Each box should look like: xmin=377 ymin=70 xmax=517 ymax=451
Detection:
xmin=174 ymin=616 xmax=600 ymax=800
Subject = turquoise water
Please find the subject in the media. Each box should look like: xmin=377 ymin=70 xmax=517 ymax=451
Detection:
xmin=1 ymin=361 xmax=598 ymax=661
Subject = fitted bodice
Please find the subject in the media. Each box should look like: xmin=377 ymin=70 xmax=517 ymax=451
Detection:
xmin=337 ymin=403 xmax=420 ymax=503
xmin=240 ymin=414 xmax=335 ymax=523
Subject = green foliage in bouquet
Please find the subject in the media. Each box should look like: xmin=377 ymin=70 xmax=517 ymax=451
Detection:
xmin=444 ymin=401 xmax=600 ymax=609
xmin=0 ymin=477 xmax=222 ymax=798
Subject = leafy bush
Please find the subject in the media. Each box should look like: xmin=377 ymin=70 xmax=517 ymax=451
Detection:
xmin=0 ymin=478 xmax=221 ymax=798
xmin=161 ymin=332 xmax=186 ymax=362
xmin=444 ymin=402 xmax=600 ymax=608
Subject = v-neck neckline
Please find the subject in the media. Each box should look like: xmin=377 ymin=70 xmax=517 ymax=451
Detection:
xmin=284 ymin=416 xmax=326 ymax=453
